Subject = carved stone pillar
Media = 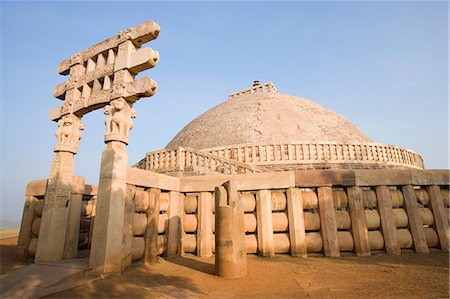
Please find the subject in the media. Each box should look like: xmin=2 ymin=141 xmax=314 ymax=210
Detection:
xmin=215 ymin=180 xmax=247 ymax=278
xmin=35 ymin=114 xmax=84 ymax=263
xmin=90 ymin=93 xmax=136 ymax=274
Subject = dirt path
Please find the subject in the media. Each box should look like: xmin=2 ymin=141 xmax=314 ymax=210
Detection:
xmin=1 ymin=237 xmax=448 ymax=298
xmin=0 ymin=237 xmax=29 ymax=275
xmin=49 ymin=252 xmax=449 ymax=298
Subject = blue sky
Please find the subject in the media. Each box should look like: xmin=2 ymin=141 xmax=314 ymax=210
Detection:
xmin=0 ymin=1 xmax=448 ymax=224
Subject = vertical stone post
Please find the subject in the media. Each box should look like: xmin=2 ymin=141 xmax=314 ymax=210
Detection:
xmin=121 ymin=185 xmax=136 ymax=269
xmin=35 ymin=114 xmax=84 ymax=263
xmin=90 ymin=63 xmax=139 ymax=274
xmin=256 ymin=189 xmax=275 ymax=256
xmin=89 ymin=93 xmax=137 ymax=274
xmin=89 ymin=140 xmax=129 ymax=274
xmin=215 ymin=180 xmax=247 ymax=278
xmin=166 ymin=191 xmax=182 ymax=257
xmin=347 ymin=186 xmax=371 ymax=256
xmin=426 ymin=185 xmax=449 ymax=252
xmin=176 ymin=147 xmax=185 ymax=173
xmin=17 ymin=196 xmax=39 ymax=258
xmin=286 ymin=188 xmax=307 ymax=257
xmin=197 ymin=192 xmax=213 ymax=258
xmin=375 ymin=186 xmax=401 ymax=255
xmin=144 ymin=188 xmax=161 ymax=265
xmin=18 ymin=180 xmax=46 ymax=258
xmin=317 ymin=186 xmax=340 ymax=257
xmin=402 ymin=185 xmax=429 ymax=253
xmin=63 ymin=176 xmax=85 ymax=259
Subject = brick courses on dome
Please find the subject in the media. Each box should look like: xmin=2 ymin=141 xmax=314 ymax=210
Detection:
xmin=135 ymin=82 xmax=424 ymax=175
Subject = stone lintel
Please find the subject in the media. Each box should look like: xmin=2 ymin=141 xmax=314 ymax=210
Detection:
xmin=58 ymin=20 xmax=160 ymax=75
xmin=354 ymin=170 xmax=412 ymax=186
xmin=54 ymin=48 xmax=158 ymax=100
xmin=49 ymin=77 xmax=157 ymax=121
xmin=295 ymin=170 xmax=356 ymax=187
xmin=294 ymin=169 xmax=450 ymax=187
xmin=126 ymin=167 xmax=180 ymax=191
xmin=410 ymin=170 xmax=450 ymax=186
xmin=180 ymin=171 xmax=295 ymax=192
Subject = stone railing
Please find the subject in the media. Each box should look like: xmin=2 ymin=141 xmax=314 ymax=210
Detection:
xmin=124 ymin=168 xmax=449 ymax=262
xmin=135 ymin=147 xmax=262 ymax=175
xmin=20 ymin=168 xmax=449 ymax=269
xmin=204 ymin=142 xmax=424 ymax=170
xmin=18 ymin=178 xmax=97 ymax=259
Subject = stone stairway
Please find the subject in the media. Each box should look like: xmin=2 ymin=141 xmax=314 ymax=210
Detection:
xmin=137 ymin=147 xmax=264 ymax=176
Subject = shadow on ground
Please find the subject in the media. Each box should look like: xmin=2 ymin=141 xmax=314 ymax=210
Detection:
xmin=167 ymin=255 xmax=215 ymax=275
xmin=0 ymin=238 xmax=30 ymax=275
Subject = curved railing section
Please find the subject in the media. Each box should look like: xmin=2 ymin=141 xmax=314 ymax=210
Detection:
xmin=204 ymin=142 xmax=424 ymax=170
xmin=133 ymin=142 xmax=424 ymax=175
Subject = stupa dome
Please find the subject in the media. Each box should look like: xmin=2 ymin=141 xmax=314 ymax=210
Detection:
xmin=166 ymin=82 xmax=371 ymax=150
xmin=135 ymin=82 xmax=423 ymax=174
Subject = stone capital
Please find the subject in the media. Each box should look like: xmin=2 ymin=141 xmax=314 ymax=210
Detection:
xmin=53 ymin=114 xmax=84 ymax=154
xmin=104 ymin=98 xmax=136 ymax=145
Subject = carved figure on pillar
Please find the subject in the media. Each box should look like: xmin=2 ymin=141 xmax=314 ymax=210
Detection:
xmin=104 ymin=98 xmax=136 ymax=144
xmin=54 ymin=114 xmax=85 ymax=153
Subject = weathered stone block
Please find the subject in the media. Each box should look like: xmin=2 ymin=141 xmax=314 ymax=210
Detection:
xmin=295 ymin=170 xmax=356 ymax=187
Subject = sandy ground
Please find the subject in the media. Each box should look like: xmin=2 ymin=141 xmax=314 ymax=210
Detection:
xmin=0 ymin=236 xmax=29 ymax=275
xmin=1 ymin=237 xmax=449 ymax=298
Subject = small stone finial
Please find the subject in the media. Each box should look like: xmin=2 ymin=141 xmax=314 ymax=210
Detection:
xmin=228 ymin=82 xmax=278 ymax=100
